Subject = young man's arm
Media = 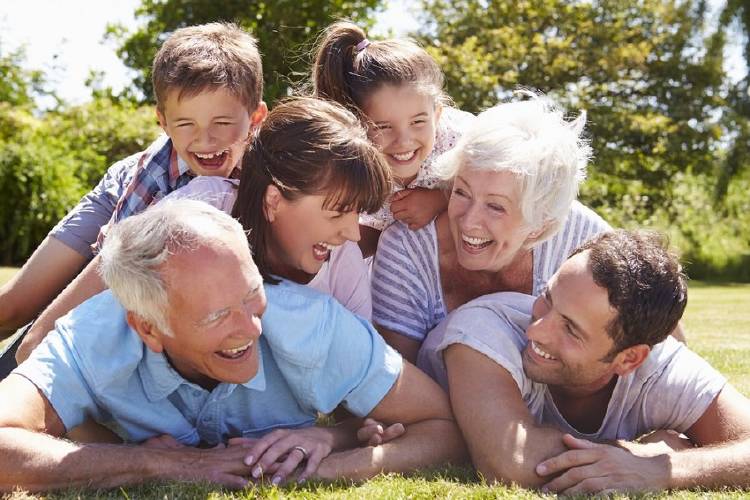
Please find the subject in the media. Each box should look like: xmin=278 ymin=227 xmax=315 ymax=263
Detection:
xmin=313 ymin=360 xmax=467 ymax=480
xmin=537 ymin=385 xmax=750 ymax=494
xmin=16 ymin=256 xmax=105 ymax=363
xmin=0 ymin=374 xmax=254 ymax=492
xmin=444 ymin=343 xmax=569 ymax=487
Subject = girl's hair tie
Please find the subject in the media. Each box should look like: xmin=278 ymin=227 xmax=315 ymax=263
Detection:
xmin=355 ymin=38 xmax=371 ymax=52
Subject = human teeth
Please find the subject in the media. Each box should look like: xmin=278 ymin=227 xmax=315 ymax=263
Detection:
xmin=462 ymin=234 xmax=492 ymax=246
xmin=194 ymin=149 xmax=228 ymax=159
xmin=391 ymin=151 xmax=416 ymax=161
xmin=220 ymin=340 xmax=253 ymax=356
xmin=316 ymin=242 xmax=338 ymax=250
xmin=531 ymin=341 xmax=557 ymax=360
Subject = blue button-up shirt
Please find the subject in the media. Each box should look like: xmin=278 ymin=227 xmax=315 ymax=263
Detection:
xmin=14 ymin=280 xmax=402 ymax=446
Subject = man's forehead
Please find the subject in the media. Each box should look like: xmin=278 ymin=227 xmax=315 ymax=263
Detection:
xmin=550 ymin=251 xmax=615 ymax=336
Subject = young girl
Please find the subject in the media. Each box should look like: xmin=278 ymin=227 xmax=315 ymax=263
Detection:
xmin=16 ymin=98 xmax=391 ymax=361
xmin=311 ymin=21 xmax=474 ymax=256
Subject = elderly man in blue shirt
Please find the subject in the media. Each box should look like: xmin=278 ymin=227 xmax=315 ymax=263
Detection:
xmin=0 ymin=199 xmax=465 ymax=492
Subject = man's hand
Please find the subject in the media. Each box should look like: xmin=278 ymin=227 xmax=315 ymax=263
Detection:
xmin=536 ymin=434 xmax=669 ymax=494
xmin=228 ymin=427 xmax=338 ymax=485
xmin=391 ymin=188 xmax=448 ymax=230
xmin=356 ymin=418 xmax=405 ymax=446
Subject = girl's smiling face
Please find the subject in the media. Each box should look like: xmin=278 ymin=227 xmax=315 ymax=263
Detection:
xmin=363 ymin=84 xmax=442 ymax=186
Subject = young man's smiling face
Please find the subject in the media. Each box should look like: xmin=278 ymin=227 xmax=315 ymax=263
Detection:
xmin=521 ymin=251 xmax=623 ymax=393
xmin=157 ymin=86 xmax=266 ymax=178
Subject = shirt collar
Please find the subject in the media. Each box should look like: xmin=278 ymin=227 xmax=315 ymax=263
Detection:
xmin=138 ymin=338 xmax=267 ymax=402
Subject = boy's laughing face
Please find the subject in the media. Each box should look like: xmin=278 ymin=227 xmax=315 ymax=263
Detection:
xmin=157 ymin=87 xmax=266 ymax=177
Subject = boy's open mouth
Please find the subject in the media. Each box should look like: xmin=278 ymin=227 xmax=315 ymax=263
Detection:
xmin=193 ymin=149 xmax=229 ymax=170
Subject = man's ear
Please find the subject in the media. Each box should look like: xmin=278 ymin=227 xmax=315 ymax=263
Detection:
xmin=250 ymin=101 xmax=268 ymax=129
xmin=612 ymin=344 xmax=650 ymax=376
xmin=127 ymin=311 xmax=165 ymax=354
xmin=263 ymin=184 xmax=283 ymax=223
xmin=156 ymin=109 xmax=167 ymax=131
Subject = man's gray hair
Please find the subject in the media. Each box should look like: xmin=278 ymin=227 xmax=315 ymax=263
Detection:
xmin=436 ymin=91 xmax=590 ymax=244
xmin=98 ymin=199 xmax=250 ymax=334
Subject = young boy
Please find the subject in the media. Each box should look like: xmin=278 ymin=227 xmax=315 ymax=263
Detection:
xmin=0 ymin=23 xmax=267 ymax=338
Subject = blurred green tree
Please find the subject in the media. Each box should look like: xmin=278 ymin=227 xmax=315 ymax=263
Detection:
xmin=107 ymin=0 xmax=383 ymax=105
xmin=417 ymin=0 xmax=728 ymax=213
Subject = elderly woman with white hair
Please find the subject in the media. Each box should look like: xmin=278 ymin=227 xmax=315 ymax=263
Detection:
xmin=370 ymin=94 xmax=610 ymax=363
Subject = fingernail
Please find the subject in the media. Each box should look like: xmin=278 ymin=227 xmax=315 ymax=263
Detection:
xmin=244 ymin=455 xmax=254 ymax=466
xmin=376 ymin=425 xmax=383 ymax=433
xmin=272 ymin=476 xmax=281 ymax=486
xmin=252 ymin=466 xmax=262 ymax=478
xmin=536 ymin=464 xmax=547 ymax=475
xmin=541 ymin=486 xmax=549 ymax=493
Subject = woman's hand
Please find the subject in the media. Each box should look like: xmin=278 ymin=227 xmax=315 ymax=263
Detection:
xmin=229 ymin=426 xmax=337 ymax=485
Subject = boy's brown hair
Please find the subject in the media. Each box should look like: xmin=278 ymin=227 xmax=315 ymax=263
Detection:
xmin=152 ymin=22 xmax=263 ymax=113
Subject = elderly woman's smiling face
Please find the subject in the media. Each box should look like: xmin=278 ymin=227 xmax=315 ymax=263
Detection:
xmin=447 ymin=165 xmax=536 ymax=272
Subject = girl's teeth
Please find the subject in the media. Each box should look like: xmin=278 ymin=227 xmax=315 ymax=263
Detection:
xmin=392 ymin=151 xmax=416 ymax=161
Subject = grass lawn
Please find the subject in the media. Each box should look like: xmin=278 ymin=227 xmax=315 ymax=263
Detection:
xmin=1 ymin=268 xmax=749 ymax=499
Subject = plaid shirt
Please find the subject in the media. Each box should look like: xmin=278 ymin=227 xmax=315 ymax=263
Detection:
xmin=92 ymin=135 xmax=193 ymax=253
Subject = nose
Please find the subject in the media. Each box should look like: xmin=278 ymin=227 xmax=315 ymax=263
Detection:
xmin=459 ymin=199 xmax=483 ymax=229
xmin=340 ymin=212 xmax=361 ymax=242
xmin=393 ymin=125 xmax=414 ymax=148
xmin=237 ymin=304 xmax=263 ymax=340
xmin=193 ymin=124 xmax=219 ymax=148
xmin=527 ymin=297 xmax=553 ymax=342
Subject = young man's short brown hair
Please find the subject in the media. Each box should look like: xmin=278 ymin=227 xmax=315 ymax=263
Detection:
xmin=573 ymin=230 xmax=688 ymax=358
xmin=152 ymin=22 xmax=263 ymax=113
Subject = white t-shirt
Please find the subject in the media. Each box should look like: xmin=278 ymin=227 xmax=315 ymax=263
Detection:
xmin=419 ymin=292 xmax=727 ymax=441
xmin=163 ymin=177 xmax=372 ymax=319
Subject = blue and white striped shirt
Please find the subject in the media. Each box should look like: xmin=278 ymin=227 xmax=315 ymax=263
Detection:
xmin=371 ymin=201 xmax=610 ymax=343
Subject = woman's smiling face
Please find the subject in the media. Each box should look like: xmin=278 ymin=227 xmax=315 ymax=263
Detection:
xmin=265 ymin=188 xmax=361 ymax=278
xmin=447 ymin=165 xmax=535 ymax=272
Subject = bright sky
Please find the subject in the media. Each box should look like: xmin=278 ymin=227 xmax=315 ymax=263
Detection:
xmin=0 ymin=0 xmax=745 ymax=108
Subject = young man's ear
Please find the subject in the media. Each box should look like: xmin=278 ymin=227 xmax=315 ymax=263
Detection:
xmin=612 ymin=344 xmax=650 ymax=376
xmin=127 ymin=311 xmax=165 ymax=353
xmin=156 ymin=109 xmax=167 ymax=131
xmin=263 ymin=184 xmax=283 ymax=223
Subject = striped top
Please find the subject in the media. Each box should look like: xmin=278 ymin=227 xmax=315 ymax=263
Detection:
xmin=371 ymin=201 xmax=611 ymax=343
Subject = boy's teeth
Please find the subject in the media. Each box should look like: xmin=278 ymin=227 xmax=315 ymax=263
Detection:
xmin=531 ymin=341 xmax=557 ymax=360
xmin=316 ymin=242 xmax=338 ymax=250
xmin=462 ymin=234 xmax=492 ymax=246
xmin=392 ymin=150 xmax=416 ymax=161
xmin=194 ymin=149 xmax=228 ymax=159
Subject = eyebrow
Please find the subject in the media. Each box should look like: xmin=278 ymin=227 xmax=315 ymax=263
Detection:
xmin=454 ymin=176 xmax=513 ymax=202
xmin=196 ymin=282 xmax=263 ymax=325
xmin=544 ymin=287 xmax=589 ymax=340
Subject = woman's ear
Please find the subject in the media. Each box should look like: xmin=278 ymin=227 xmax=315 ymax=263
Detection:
xmin=263 ymin=184 xmax=283 ymax=223
xmin=524 ymin=222 xmax=550 ymax=247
